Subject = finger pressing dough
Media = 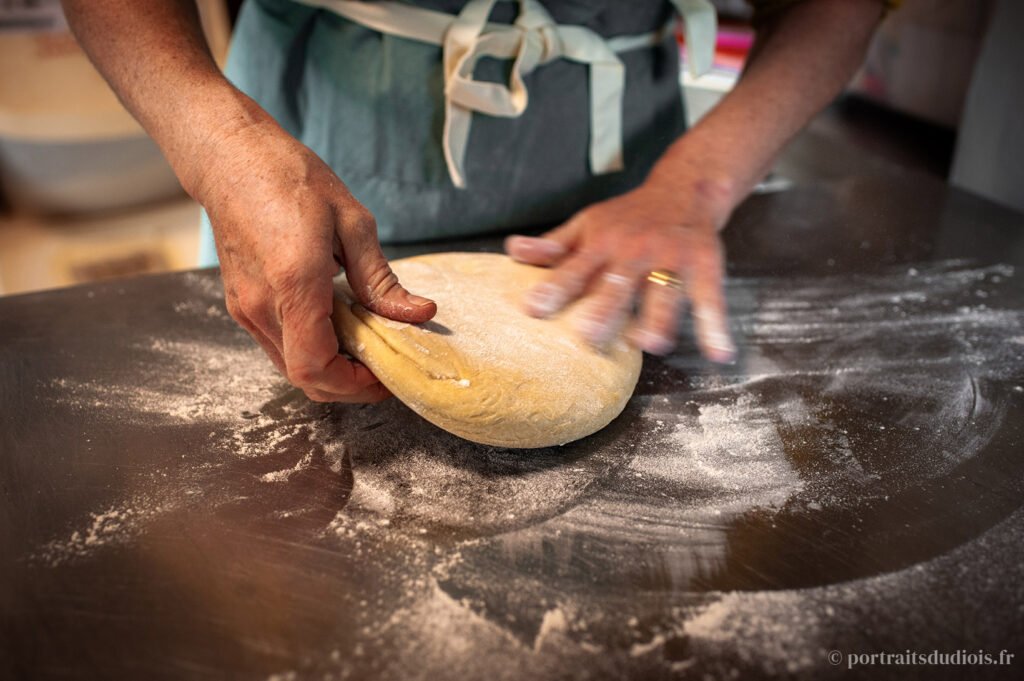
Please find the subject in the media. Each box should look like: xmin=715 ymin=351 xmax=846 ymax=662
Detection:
xmin=331 ymin=252 xmax=642 ymax=448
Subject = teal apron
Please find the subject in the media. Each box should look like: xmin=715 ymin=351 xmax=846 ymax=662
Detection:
xmin=198 ymin=0 xmax=716 ymax=267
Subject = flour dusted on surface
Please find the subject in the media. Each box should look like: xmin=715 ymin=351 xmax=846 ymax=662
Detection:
xmin=53 ymin=337 xmax=283 ymax=425
xmin=28 ymin=261 xmax=1024 ymax=679
xmin=35 ymin=495 xmax=170 ymax=567
xmin=637 ymin=394 xmax=804 ymax=514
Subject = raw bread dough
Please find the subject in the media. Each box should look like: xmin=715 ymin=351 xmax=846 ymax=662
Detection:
xmin=332 ymin=252 xmax=642 ymax=448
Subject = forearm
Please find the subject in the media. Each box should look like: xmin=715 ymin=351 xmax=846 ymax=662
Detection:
xmin=61 ymin=0 xmax=267 ymax=197
xmin=647 ymin=0 xmax=884 ymax=221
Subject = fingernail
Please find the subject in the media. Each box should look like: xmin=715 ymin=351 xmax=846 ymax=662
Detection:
xmin=711 ymin=350 xmax=737 ymax=365
xmin=525 ymin=283 xmax=565 ymax=317
xmin=505 ymin=235 xmax=526 ymax=254
xmin=506 ymin=235 xmax=537 ymax=261
xmin=706 ymin=330 xmax=737 ymax=364
xmin=707 ymin=329 xmax=735 ymax=352
xmin=633 ymin=328 xmax=674 ymax=355
xmin=577 ymin=312 xmax=613 ymax=347
xmin=532 ymin=238 xmax=566 ymax=256
xmin=509 ymin=236 xmax=566 ymax=259
xmin=407 ymin=294 xmax=435 ymax=308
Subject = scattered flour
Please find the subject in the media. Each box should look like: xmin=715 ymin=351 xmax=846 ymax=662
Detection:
xmin=29 ymin=262 xmax=1024 ymax=678
xmin=52 ymin=337 xmax=282 ymax=425
xmin=533 ymin=607 xmax=570 ymax=652
xmin=637 ymin=394 xmax=803 ymax=514
xmin=35 ymin=495 xmax=170 ymax=567
xmin=260 ymin=450 xmax=315 ymax=483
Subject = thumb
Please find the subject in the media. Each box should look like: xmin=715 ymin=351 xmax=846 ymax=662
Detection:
xmin=338 ymin=232 xmax=437 ymax=324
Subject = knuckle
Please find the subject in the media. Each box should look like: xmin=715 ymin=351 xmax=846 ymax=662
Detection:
xmin=235 ymin=286 xmax=268 ymax=318
xmin=288 ymin=363 xmax=321 ymax=387
xmin=224 ymin=295 xmax=244 ymax=321
xmin=363 ymin=260 xmax=400 ymax=301
xmin=694 ymin=243 xmax=723 ymax=266
xmin=620 ymin=256 xmax=653 ymax=278
xmin=265 ymin=252 xmax=333 ymax=300
xmin=600 ymin=269 xmax=635 ymax=291
xmin=225 ymin=297 xmax=260 ymax=335
xmin=269 ymin=270 xmax=330 ymax=320
xmin=340 ymin=204 xmax=377 ymax=234
xmin=238 ymin=318 xmax=260 ymax=336
xmin=266 ymin=264 xmax=309 ymax=300
xmin=274 ymin=289 xmax=304 ymax=322
xmin=304 ymin=389 xmax=333 ymax=404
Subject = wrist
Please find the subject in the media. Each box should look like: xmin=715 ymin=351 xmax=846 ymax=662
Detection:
xmin=640 ymin=166 xmax=741 ymax=231
xmin=157 ymin=82 xmax=272 ymax=202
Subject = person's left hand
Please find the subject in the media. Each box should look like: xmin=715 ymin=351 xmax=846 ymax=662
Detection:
xmin=505 ymin=181 xmax=737 ymax=362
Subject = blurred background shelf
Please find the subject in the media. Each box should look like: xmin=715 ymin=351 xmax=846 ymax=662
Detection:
xmin=0 ymin=0 xmax=227 ymax=296
xmin=1 ymin=0 xmax=1019 ymax=298
xmin=0 ymin=197 xmax=200 ymax=296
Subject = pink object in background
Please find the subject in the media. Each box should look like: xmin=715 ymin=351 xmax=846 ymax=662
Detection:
xmin=678 ymin=21 xmax=754 ymax=74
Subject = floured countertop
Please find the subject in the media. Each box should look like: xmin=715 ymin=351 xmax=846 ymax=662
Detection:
xmin=3 ymin=175 xmax=1024 ymax=681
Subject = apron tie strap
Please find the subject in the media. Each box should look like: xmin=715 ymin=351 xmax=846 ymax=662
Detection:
xmin=287 ymin=0 xmax=717 ymax=188
xmin=442 ymin=0 xmax=625 ymax=188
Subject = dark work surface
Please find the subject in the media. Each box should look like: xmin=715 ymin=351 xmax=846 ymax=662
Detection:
xmin=3 ymin=168 xmax=1024 ymax=681
xmin=777 ymin=94 xmax=959 ymax=184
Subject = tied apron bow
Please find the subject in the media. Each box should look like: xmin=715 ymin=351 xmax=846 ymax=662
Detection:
xmin=291 ymin=0 xmax=716 ymax=188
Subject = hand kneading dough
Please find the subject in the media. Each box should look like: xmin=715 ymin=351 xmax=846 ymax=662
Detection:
xmin=331 ymin=252 xmax=642 ymax=448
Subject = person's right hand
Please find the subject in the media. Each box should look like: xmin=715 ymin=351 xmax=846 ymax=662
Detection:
xmin=191 ymin=117 xmax=437 ymax=403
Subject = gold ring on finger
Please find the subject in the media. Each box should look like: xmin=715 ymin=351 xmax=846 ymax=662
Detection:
xmin=646 ymin=269 xmax=684 ymax=291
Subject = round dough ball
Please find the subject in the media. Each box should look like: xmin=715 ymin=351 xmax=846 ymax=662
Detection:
xmin=332 ymin=252 xmax=642 ymax=448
